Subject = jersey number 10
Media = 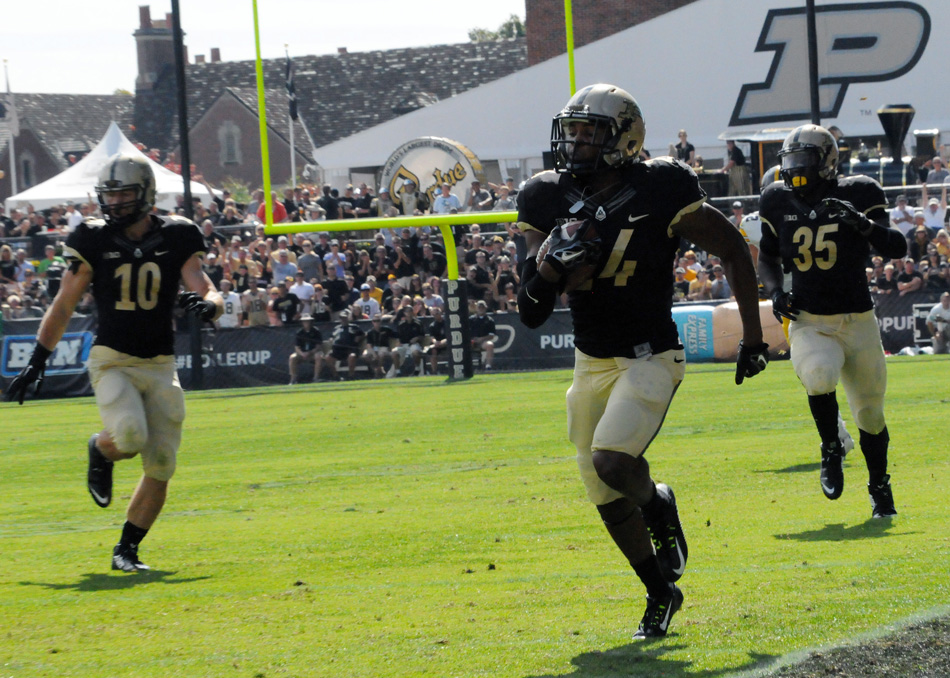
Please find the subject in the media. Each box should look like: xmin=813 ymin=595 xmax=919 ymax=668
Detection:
xmin=114 ymin=262 xmax=162 ymax=311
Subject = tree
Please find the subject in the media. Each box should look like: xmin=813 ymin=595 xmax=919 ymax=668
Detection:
xmin=469 ymin=14 xmax=525 ymax=42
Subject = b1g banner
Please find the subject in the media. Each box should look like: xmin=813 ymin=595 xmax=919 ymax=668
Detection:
xmin=0 ymin=315 xmax=96 ymax=399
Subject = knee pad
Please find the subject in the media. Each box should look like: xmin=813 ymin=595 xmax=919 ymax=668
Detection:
xmin=799 ymin=363 xmax=840 ymax=396
xmin=597 ymin=497 xmax=639 ymax=526
xmin=854 ymin=404 xmax=886 ymax=435
xmin=143 ymin=445 xmax=176 ymax=481
xmin=111 ymin=415 xmax=148 ymax=454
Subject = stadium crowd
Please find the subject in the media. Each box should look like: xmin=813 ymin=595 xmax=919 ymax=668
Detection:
xmin=3 ymin=161 xmax=950 ymax=366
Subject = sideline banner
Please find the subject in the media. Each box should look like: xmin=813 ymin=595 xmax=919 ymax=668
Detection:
xmin=4 ymin=294 xmax=943 ymax=399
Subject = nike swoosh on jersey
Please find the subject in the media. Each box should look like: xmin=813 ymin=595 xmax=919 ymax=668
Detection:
xmin=673 ymin=357 xmax=684 ymax=363
xmin=628 ymin=214 xmax=649 ymax=223
xmin=155 ymin=250 xmax=169 ymax=256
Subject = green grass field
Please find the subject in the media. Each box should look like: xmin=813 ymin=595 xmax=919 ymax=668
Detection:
xmin=1 ymin=357 xmax=948 ymax=678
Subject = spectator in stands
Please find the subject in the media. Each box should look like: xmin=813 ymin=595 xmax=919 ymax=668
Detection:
xmin=492 ymin=255 xmax=519 ymax=309
xmin=0 ymin=205 xmax=15 ymax=236
xmin=419 ymin=243 xmax=447 ymax=280
xmin=466 ymin=257 xmax=493 ymax=303
xmin=368 ymin=187 xmax=394 ymax=218
xmin=351 ymin=249 xmax=372 ymax=285
xmin=710 ymin=264 xmax=732 ymax=299
xmin=327 ymin=310 xmax=365 ymax=380
xmin=14 ymin=248 xmax=35 ymax=283
xmin=896 ymin=257 xmax=924 ymax=295
xmin=925 ymin=263 xmax=949 ymax=292
xmin=64 ymin=202 xmax=84 ymax=232
xmin=290 ymin=270 xmax=316 ymax=315
xmin=673 ymin=267 xmax=690 ymax=302
xmin=338 ymin=185 xmax=358 ymax=219
xmin=257 ymin=191 xmax=288 ymax=224
xmin=421 ymin=282 xmax=444 ymax=314
xmin=432 ymin=182 xmax=462 ymax=214
xmin=316 ymin=184 xmax=339 ymax=220
xmin=398 ymin=179 xmax=429 ymax=215
xmin=728 ymin=201 xmax=744 ymax=226
xmin=425 ymin=306 xmax=448 ymax=375
xmin=721 ymin=140 xmax=752 ymax=196
xmin=308 ymin=284 xmax=331 ymax=322
xmin=272 ymin=250 xmax=298 ymax=282
xmin=246 ymin=190 xmax=264 ymax=216
xmin=288 ymin=314 xmax=325 ymax=384
xmin=392 ymin=239 xmax=415 ymax=288
xmin=241 ymin=277 xmax=269 ymax=327
xmin=926 ymin=292 xmax=950 ymax=353
xmin=322 ymin=265 xmax=350 ymax=318
xmin=469 ymin=300 xmax=496 ymax=370
xmin=391 ymin=304 xmax=425 ymax=376
xmin=467 ymin=180 xmax=493 ymax=211
xmin=687 ymin=269 xmax=712 ymax=300
xmin=673 ymin=130 xmax=696 ymax=166
xmin=872 ymin=263 xmax=898 ymax=295
xmin=934 ymin=228 xmax=950 ymax=259
xmin=323 ymin=239 xmax=347 ymax=279
xmin=364 ymin=313 xmax=396 ymax=378
xmin=202 ymin=253 xmax=224 ymax=289
xmin=926 ymin=156 xmax=949 ymax=185
xmin=215 ymin=279 xmax=243 ymax=329
xmin=889 ymin=194 xmax=915 ymax=236
xmin=492 ymin=185 xmax=516 ymax=213
xmin=908 ymin=224 xmax=933 ymax=262
xmin=355 ymin=282 xmax=381 ymax=319
xmin=920 ymin=182 xmax=947 ymax=234
xmin=269 ymin=280 xmax=301 ymax=324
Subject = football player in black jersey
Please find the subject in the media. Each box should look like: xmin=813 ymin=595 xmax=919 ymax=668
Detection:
xmin=517 ymin=84 xmax=769 ymax=639
xmin=757 ymin=124 xmax=907 ymax=518
xmin=7 ymin=153 xmax=223 ymax=572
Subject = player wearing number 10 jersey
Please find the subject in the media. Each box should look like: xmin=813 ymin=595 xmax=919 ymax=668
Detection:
xmin=516 ymin=84 xmax=768 ymax=640
xmin=757 ymin=124 xmax=907 ymax=518
xmin=6 ymin=153 xmax=223 ymax=573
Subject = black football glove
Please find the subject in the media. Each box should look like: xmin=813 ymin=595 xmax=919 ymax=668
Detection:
xmin=822 ymin=197 xmax=875 ymax=236
xmin=540 ymin=221 xmax=602 ymax=278
xmin=770 ymin=289 xmax=799 ymax=323
xmin=6 ymin=343 xmax=52 ymax=404
xmin=177 ymin=291 xmax=218 ymax=321
xmin=735 ymin=341 xmax=769 ymax=385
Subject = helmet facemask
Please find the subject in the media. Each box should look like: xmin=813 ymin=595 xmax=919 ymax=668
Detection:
xmin=97 ymin=184 xmax=149 ymax=229
xmin=777 ymin=125 xmax=838 ymax=202
xmin=551 ymin=114 xmax=623 ymax=175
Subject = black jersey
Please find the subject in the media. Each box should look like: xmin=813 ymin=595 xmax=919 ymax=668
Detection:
xmin=517 ymin=158 xmax=705 ymax=358
xmin=758 ymin=175 xmax=888 ymax=315
xmin=295 ymin=326 xmax=323 ymax=352
xmin=64 ymin=215 xmax=205 ymax=358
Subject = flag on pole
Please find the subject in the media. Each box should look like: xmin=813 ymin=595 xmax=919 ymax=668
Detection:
xmin=285 ymin=53 xmax=298 ymax=121
xmin=2 ymin=61 xmax=19 ymax=137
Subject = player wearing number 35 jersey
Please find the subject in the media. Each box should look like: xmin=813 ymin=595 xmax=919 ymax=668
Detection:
xmin=516 ymin=84 xmax=768 ymax=640
xmin=757 ymin=124 xmax=907 ymax=519
xmin=6 ymin=153 xmax=223 ymax=573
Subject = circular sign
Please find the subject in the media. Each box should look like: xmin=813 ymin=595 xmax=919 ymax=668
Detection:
xmin=379 ymin=137 xmax=486 ymax=209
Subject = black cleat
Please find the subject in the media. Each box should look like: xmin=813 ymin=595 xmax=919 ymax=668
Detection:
xmin=112 ymin=543 xmax=150 ymax=572
xmin=642 ymin=483 xmax=688 ymax=582
xmin=633 ymin=584 xmax=683 ymax=640
xmin=87 ymin=434 xmax=113 ymax=508
xmin=820 ymin=441 xmax=845 ymax=500
xmin=869 ymin=475 xmax=897 ymax=518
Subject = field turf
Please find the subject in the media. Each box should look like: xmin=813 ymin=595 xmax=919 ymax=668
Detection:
xmin=1 ymin=357 xmax=947 ymax=677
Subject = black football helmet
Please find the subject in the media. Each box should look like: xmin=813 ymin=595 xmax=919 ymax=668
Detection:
xmin=777 ymin=125 xmax=838 ymax=200
xmin=95 ymin=153 xmax=156 ymax=229
xmin=551 ymin=84 xmax=645 ymax=175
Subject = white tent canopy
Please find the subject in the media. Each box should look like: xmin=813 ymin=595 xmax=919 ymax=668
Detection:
xmin=4 ymin=121 xmax=215 ymax=213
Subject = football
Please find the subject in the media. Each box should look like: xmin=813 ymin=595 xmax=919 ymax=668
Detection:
xmin=537 ymin=219 xmax=601 ymax=293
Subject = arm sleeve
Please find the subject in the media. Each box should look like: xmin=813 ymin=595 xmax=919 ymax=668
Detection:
xmin=864 ymin=221 xmax=908 ymax=260
xmin=517 ymin=257 xmax=558 ymax=328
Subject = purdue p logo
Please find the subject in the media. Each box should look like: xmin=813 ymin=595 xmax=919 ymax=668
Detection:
xmin=731 ymin=2 xmax=930 ymax=126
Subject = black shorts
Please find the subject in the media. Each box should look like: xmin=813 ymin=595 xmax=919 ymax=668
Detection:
xmin=331 ymin=346 xmax=357 ymax=361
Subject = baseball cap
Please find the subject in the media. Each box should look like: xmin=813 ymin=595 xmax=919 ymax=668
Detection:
xmin=300 ymin=314 xmax=313 ymax=321
xmin=360 ymin=283 xmax=371 ymax=291
xmin=378 ymin=186 xmax=389 ymax=194
xmin=929 ymin=198 xmax=939 ymax=206
xmin=675 ymin=267 xmax=685 ymax=274
xmin=339 ymin=310 xmax=351 ymax=318
xmin=732 ymin=201 xmax=742 ymax=208
xmin=231 ymin=235 xmax=242 ymax=243
xmin=896 ymin=194 xmax=907 ymax=202
xmin=934 ymin=156 xmax=944 ymax=164
xmin=388 ymin=274 xmax=397 ymax=280
xmin=403 ymin=178 xmax=416 ymax=187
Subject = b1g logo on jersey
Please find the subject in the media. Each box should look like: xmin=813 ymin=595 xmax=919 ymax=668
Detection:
xmin=731 ymin=2 xmax=930 ymax=125
xmin=1 ymin=333 xmax=94 ymax=377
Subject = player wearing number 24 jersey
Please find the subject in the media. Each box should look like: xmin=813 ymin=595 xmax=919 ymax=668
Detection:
xmin=6 ymin=153 xmax=223 ymax=573
xmin=516 ymin=84 xmax=768 ymax=640
xmin=757 ymin=124 xmax=906 ymax=519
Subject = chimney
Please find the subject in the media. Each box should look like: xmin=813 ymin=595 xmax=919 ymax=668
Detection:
xmin=195 ymin=54 xmax=205 ymax=64
xmin=211 ymin=48 xmax=221 ymax=63
xmin=134 ymin=5 xmax=177 ymax=92
xmin=337 ymin=47 xmax=348 ymax=55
